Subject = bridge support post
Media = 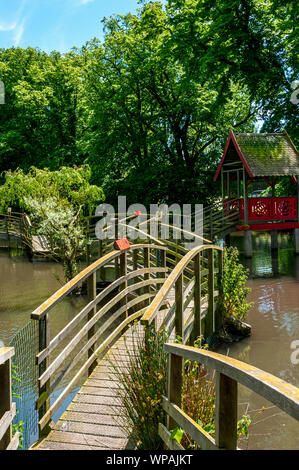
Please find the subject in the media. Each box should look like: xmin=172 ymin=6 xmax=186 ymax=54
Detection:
xmin=143 ymin=247 xmax=151 ymax=308
xmin=244 ymin=230 xmax=252 ymax=258
xmin=294 ymin=228 xmax=299 ymax=255
xmin=215 ymin=250 xmax=224 ymax=332
xmin=215 ymin=372 xmax=238 ymax=450
xmin=119 ymin=252 xmax=128 ymax=318
xmin=175 ymin=273 xmax=183 ymax=340
xmin=0 ymin=348 xmax=14 ymax=450
xmin=205 ymin=249 xmax=215 ymax=338
xmin=191 ymin=254 xmax=201 ymax=345
xmin=271 ymin=230 xmax=278 ymax=251
xmin=161 ymin=249 xmax=167 ymax=279
xmin=37 ymin=314 xmax=50 ymax=438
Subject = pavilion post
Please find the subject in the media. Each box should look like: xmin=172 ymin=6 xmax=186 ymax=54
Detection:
xmin=243 ymin=167 xmax=248 ymax=225
xmin=295 ymin=176 xmax=299 ymax=255
xmin=221 ymin=169 xmax=224 ymax=206
xmin=243 ymin=167 xmax=252 ymax=257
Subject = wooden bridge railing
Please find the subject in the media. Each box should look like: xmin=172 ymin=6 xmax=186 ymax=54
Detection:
xmin=202 ymin=198 xmax=240 ymax=241
xmin=0 ymin=348 xmax=19 ymax=450
xmin=160 ymin=343 xmax=299 ymax=450
xmin=0 ymin=212 xmax=32 ymax=250
xmin=141 ymin=244 xmax=223 ymax=344
xmin=31 ymin=243 xmax=168 ymax=438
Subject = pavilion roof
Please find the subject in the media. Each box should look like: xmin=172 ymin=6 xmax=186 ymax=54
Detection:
xmin=214 ymin=130 xmax=299 ymax=181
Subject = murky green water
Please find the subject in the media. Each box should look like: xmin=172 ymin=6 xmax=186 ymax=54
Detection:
xmin=0 ymin=250 xmax=88 ymax=449
xmin=217 ymin=231 xmax=299 ymax=450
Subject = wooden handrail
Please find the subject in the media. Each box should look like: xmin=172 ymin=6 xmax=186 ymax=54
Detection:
xmin=38 ymin=307 xmax=148 ymax=432
xmin=31 ymin=243 xmax=167 ymax=320
xmin=0 ymin=348 xmax=19 ymax=451
xmin=161 ymin=343 xmax=299 ymax=450
xmin=33 ymin=242 xmax=168 ymax=437
xmin=141 ymin=244 xmax=223 ymax=327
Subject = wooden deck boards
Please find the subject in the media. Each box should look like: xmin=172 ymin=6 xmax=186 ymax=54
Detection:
xmin=34 ymin=324 xmax=144 ymax=451
xmin=33 ymin=288 xmax=193 ymax=451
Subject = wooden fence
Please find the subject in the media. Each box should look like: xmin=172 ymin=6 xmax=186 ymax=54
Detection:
xmin=141 ymin=244 xmax=224 ymax=344
xmin=0 ymin=348 xmax=19 ymax=450
xmin=0 ymin=212 xmax=32 ymax=250
xmin=160 ymin=343 xmax=299 ymax=450
xmin=31 ymin=243 xmax=168 ymax=438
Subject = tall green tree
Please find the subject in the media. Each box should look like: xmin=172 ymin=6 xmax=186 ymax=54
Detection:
xmin=84 ymin=2 xmax=256 ymax=206
xmin=0 ymin=47 xmax=89 ymax=173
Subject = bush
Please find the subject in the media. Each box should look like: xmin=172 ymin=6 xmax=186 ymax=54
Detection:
xmin=110 ymin=325 xmax=168 ymax=450
xmin=220 ymin=246 xmax=253 ymax=321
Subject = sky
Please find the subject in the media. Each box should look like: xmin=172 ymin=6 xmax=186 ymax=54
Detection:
xmin=0 ymin=0 xmax=144 ymax=53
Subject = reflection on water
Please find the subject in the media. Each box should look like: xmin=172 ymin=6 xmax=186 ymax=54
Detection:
xmin=217 ymin=231 xmax=299 ymax=450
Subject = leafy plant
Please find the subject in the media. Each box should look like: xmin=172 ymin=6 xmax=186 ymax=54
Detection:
xmin=110 ymin=325 xmax=168 ymax=450
xmin=0 ymin=166 xmax=104 ymax=215
xmin=220 ymin=246 xmax=253 ymax=321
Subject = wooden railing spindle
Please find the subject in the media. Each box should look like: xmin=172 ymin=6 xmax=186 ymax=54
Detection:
xmin=215 ymin=372 xmax=238 ymax=450
xmin=167 ymin=352 xmax=183 ymax=431
xmin=87 ymin=271 xmax=97 ymax=374
xmin=175 ymin=273 xmax=183 ymax=340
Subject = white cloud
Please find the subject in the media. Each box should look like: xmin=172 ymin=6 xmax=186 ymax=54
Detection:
xmin=80 ymin=0 xmax=95 ymax=4
xmin=14 ymin=20 xmax=25 ymax=46
xmin=0 ymin=21 xmax=17 ymax=32
xmin=0 ymin=0 xmax=28 ymax=46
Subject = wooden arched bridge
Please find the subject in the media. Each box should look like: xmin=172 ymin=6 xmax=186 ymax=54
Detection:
xmin=1 ymin=241 xmax=298 ymax=451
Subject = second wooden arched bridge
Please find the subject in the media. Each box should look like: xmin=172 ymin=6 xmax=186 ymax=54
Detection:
xmin=1 ymin=241 xmax=299 ymax=451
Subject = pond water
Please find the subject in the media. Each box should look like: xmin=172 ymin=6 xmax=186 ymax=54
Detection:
xmin=217 ymin=231 xmax=299 ymax=450
xmin=0 ymin=232 xmax=299 ymax=450
xmin=0 ymin=249 xmax=87 ymax=449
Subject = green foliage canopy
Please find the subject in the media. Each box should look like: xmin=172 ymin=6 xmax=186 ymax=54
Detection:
xmin=0 ymin=1 xmax=296 ymax=205
xmin=0 ymin=165 xmax=104 ymax=215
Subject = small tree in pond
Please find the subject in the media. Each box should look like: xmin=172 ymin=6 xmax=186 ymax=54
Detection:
xmin=26 ymin=197 xmax=88 ymax=282
xmin=0 ymin=166 xmax=105 ymax=282
xmin=0 ymin=165 xmax=104 ymax=215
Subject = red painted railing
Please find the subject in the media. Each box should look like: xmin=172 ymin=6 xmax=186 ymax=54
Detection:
xmin=225 ymin=197 xmax=298 ymax=221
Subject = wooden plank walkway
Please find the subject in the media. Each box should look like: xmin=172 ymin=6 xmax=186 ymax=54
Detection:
xmin=31 ymin=287 xmax=197 ymax=451
xmin=32 ymin=235 xmax=50 ymax=253
xmin=33 ymin=324 xmax=144 ymax=450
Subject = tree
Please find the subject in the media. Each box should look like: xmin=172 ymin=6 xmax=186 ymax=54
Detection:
xmin=0 ymin=47 xmax=89 ymax=174
xmin=0 ymin=166 xmax=105 ymax=281
xmin=26 ymin=197 xmax=88 ymax=282
xmin=166 ymin=0 xmax=298 ymax=144
xmin=84 ymin=2 xmax=256 ymax=206
xmin=0 ymin=165 xmax=104 ymax=215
